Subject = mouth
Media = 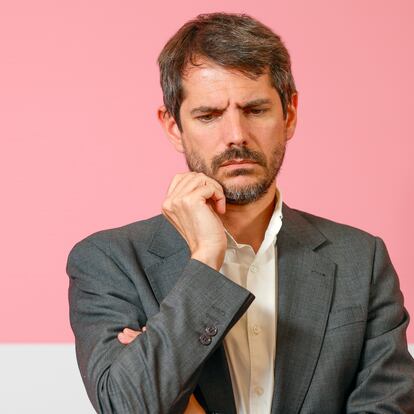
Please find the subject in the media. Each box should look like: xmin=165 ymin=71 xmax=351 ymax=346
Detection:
xmin=221 ymin=159 xmax=257 ymax=167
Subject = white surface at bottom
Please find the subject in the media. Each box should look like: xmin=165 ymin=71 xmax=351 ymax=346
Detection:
xmin=1 ymin=344 xmax=413 ymax=414
xmin=0 ymin=344 xmax=94 ymax=414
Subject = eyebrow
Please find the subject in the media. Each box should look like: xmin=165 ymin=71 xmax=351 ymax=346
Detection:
xmin=190 ymin=98 xmax=272 ymax=116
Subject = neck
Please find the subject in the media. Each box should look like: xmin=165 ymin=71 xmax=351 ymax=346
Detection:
xmin=220 ymin=183 xmax=278 ymax=253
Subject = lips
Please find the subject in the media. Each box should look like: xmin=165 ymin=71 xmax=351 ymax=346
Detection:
xmin=221 ymin=159 xmax=257 ymax=167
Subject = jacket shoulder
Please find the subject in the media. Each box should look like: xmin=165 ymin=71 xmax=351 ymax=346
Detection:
xmin=287 ymin=205 xmax=380 ymax=252
xmin=67 ymin=214 xmax=164 ymax=261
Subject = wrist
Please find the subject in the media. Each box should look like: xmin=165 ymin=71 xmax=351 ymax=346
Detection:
xmin=191 ymin=250 xmax=224 ymax=271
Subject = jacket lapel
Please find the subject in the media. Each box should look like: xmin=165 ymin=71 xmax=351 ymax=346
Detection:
xmin=144 ymin=215 xmax=237 ymax=414
xmin=271 ymin=204 xmax=336 ymax=414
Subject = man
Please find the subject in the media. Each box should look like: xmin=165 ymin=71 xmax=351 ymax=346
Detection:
xmin=66 ymin=12 xmax=414 ymax=414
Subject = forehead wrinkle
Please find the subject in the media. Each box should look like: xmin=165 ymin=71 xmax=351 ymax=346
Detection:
xmin=190 ymin=97 xmax=273 ymax=116
xmin=185 ymin=75 xmax=272 ymax=107
xmin=190 ymin=100 xmax=230 ymax=115
xmin=181 ymin=64 xmax=277 ymax=114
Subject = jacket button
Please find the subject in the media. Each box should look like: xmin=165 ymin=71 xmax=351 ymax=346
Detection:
xmin=205 ymin=326 xmax=218 ymax=337
xmin=199 ymin=333 xmax=212 ymax=345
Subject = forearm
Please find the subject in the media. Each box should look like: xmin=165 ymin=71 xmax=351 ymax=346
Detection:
xmin=69 ymin=247 xmax=254 ymax=414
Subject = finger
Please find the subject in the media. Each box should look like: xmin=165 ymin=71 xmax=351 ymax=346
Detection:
xmin=167 ymin=172 xmax=199 ymax=197
xmin=205 ymin=190 xmax=226 ymax=215
xmin=182 ymin=173 xmax=223 ymax=195
xmin=186 ymin=183 xmax=226 ymax=215
xmin=167 ymin=172 xmax=195 ymax=196
xmin=174 ymin=174 xmax=225 ymax=211
xmin=199 ymin=175 xmax=225 ymax=207
xmin=210 ymin=186 xmax=226 ymax=215
xmin=118 ymin=332 xmax=135 ymax=344
xmin=164 ymin=173 xmax=225 ymax=217
xmin=123 ymin=326 xmax=146 ymax=335
xmin=123 ymin=328 xmax=141 ymax=338
xmin=166 ymin=173 xmax=183 ymax=196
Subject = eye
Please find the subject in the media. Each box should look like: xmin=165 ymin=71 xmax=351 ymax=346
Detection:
xmin=246 ymin=108 xmax=268 ymax=115
xmin=197 ymin=113 xmax=218 ymax=122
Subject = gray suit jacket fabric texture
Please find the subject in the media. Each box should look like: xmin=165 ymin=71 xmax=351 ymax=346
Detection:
xmin=66 ymin=202 xmax=414 ymax=414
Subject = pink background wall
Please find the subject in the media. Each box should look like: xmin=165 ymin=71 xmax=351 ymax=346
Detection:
xmin=0 ymin=1 xmax=413 ymax=342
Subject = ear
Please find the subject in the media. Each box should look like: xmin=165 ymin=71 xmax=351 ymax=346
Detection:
xmin=285 ymin=92 xmax=298 ymax=141
xmin=157 ymin=105 xmax=185 ymax=153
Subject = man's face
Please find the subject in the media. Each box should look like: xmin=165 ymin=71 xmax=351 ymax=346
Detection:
xmin=173 ymin=59 xmax=296 ymax=204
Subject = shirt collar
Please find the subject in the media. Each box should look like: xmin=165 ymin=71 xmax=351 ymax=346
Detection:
xmin=224 ymin=187 xmax=283 ymax=253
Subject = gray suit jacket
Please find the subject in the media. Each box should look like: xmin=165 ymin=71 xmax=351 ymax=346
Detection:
xmin=66 ymin=203 xmax=414 ymax=413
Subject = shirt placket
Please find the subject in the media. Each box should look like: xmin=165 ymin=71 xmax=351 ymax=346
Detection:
xmin=245 ymin=251 xmax=268 ymax=413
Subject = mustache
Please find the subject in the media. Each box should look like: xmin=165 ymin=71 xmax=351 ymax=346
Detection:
xmin=211 ymin=147 xmax=267 ymax=174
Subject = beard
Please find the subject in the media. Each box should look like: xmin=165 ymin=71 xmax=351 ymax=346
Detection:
xmin=182 ymin=139 xmax=287 ymax=205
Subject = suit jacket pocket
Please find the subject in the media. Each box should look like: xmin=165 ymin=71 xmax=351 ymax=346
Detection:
xmin=326 ymin=305 xmax=366 ymax=331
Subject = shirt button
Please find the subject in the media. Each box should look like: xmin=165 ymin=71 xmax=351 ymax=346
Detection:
xmin=252 ymin=325 xmax=261 ymax=335
xmin=250 ymin=264 xmax=257 ymax=273
xmin=255 ymin=386 xmax=264 ymax=396
xmin=226 ymin=249 xmax=235 ymax=259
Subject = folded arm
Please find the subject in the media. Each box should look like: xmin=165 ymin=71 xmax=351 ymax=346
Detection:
xmin=67 ymin=238 xmax=254 ymax=413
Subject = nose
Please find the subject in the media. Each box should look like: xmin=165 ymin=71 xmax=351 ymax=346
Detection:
xmin=222 ymin=109 xmax=248 ymax=147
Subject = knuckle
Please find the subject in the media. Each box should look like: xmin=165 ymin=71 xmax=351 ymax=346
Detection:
xmin=169 ymin=173 xmax=182 ymax=186
xmin=170 ymin=198 xmax=181 ymax=209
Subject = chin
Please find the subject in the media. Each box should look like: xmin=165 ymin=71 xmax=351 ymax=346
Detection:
xmin=220 ymin=172 xmax=260 ymax=185
xmin=218 ymin=171 xmax=276 ymax=205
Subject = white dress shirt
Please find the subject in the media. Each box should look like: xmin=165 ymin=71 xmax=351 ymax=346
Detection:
xmin=220 ymin=188 xmax=283 ymax=414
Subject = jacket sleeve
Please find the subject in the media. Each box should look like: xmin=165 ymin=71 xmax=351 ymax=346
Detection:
xmin=346 ymin=237 xmax=414 ymax=413
xmin=66 ymin=237 xmax=255 ymax=414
